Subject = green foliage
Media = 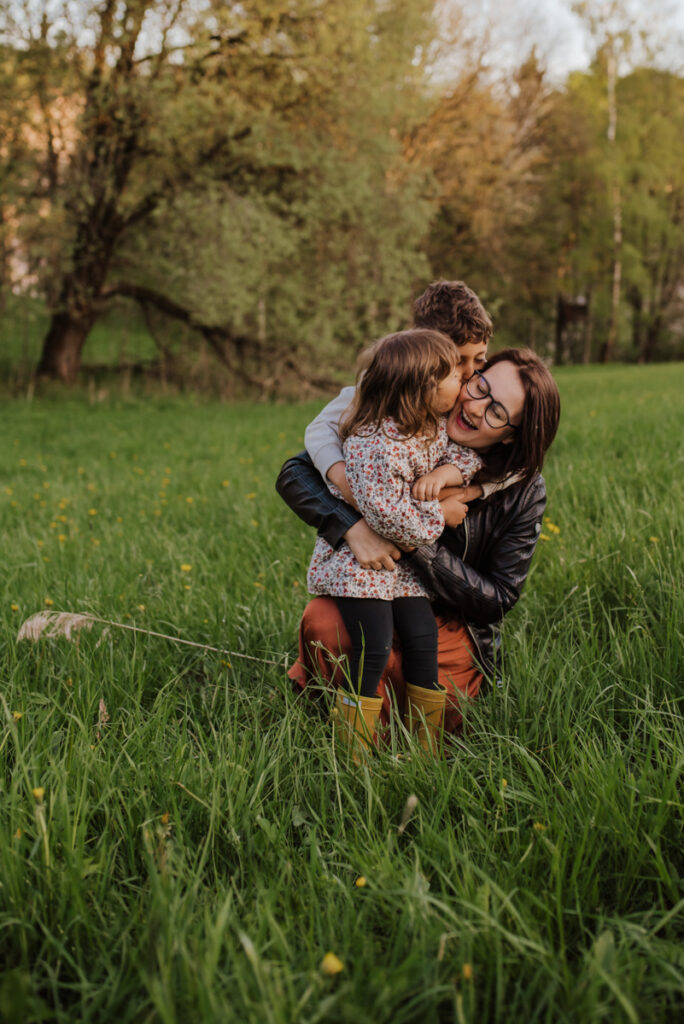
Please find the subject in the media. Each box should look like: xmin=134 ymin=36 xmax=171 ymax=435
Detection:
xmin=0 ymin=365 xmax=683 ymax=1019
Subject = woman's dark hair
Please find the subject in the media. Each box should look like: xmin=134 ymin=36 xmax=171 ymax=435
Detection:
xmin=341 ymin=329 xmax=458 ymax=444
xmin=413 ymin=280 xmax=493 ymax=347
xmin=476 ymin=348 xmax=560 ymax=485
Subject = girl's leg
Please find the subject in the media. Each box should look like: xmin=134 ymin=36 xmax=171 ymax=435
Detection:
xmin=335 ymin=597 xmax=394 ymax=697
xmin=392 ymin=597 xmax=439 ymax=690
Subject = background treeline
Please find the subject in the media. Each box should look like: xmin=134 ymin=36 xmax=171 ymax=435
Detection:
xmin=1 ymin=0 xmax=682 ymax=393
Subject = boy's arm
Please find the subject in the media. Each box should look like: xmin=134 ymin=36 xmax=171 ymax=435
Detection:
xmin=304 ymin=385 xmax=355 ymax=479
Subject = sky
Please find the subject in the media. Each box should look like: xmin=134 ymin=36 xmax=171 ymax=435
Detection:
xmin=436 ymin=0 xmax=684 ymax=82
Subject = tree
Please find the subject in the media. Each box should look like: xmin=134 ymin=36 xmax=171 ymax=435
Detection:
xmin=1 ymin=0 xmax=436 ymax=383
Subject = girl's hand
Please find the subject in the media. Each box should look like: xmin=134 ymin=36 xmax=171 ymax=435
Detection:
xmin=412 ymin=465 xmax=461 ymax=502
xmin=440 ymin=493 xmax=469 ymax=528
xmin=344 ymin=519 xmax=401 ymax=570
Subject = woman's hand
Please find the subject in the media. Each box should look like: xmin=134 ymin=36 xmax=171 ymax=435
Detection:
xmin=344 ymin=519 xmax=402 ymax=570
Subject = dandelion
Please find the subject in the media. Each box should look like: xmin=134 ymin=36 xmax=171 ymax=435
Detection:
xmin=250 ymin=519 xmax=259 ymax=527
xmin=88 ymin=508 xmax=97 ymax=516
xmin=32 ymin=787 xmax=45 ymax=801
xmin=533 ymin=822 xmax=547 ymax=832
xmin=14 ymin=828 xmax=23 ymax=839
xmin=546 ymin=522 xmax=560 ymax=534
xmin=355 ymin=876 xmax=367 ymax=888
xmin=58 ymin=534 xmax=66 ymax=543
xmin=138 ymin=604 xmax=146 ymax=612
xmin=649 ymin=536 xmax=660 ymax=543
xmin=45 ymin=598 xmax=53 ymax=607
xmin=37 ymin=540 xmax=44 ymax=547
xmin=462 ymin=963 xmax=473 ymax=981
xmin=254 ymin=582 xmax=264 ymax=589
xmin=540 ymin=533 xmax=550 ymax=541
xmin=5 ymin=486 xmax=12 ymax=495
xmin=222 ymin=480 xmax=230 ymax=487
xmin=221 ymin=659 xmax=231 ymax=668
xmin=246 ymin=492 xmax=257 ymax=500
xmin=11 ymin=603 xmax=18 ymax=611
xmin=184 ymin=585 xmax=191 ymax=591
xmin=320 ymin=953 xmax=344 ymax=975
xmin=501 ymin=778 xmax=508 ymax=788
xmin=12 ymin=711 xmax=22 ymax=721
xmin=42 ymin=481 xmax=50 ymax=489
xmin=116 ymin=516 xmax=123 ymax=523
xmin=186 ymin=497 xmax=193 ymax=504
xmin=66 ymin=678 xmax=73 ymax=686
xmin=180 ymin=564 xmax=192 ymax=572
xmin=161 ymin=812 xmax=170 ymax=825
xmin=19 ymin=458 xmax=27 ymax=466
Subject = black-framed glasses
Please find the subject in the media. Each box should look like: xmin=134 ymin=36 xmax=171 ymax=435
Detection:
xmin=465 ymin=371 xmax=518 ymax=430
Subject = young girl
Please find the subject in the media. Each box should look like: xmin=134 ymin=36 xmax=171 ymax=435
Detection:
xmin=307 ymin=329 xmax=482 ymax=754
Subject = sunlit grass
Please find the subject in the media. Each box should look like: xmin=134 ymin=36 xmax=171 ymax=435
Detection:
xmin=0 ymin=364 xmax=682 ymax=1022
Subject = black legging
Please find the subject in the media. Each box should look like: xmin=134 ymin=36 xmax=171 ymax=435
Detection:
xmin=335 ymin=596 xmax=439 ymax=698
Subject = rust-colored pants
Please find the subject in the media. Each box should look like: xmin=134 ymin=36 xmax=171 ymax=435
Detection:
xmin=289 ymin=597 xmax=483 ymax=735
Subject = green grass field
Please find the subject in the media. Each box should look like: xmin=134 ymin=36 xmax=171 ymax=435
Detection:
xmin=0 ymin=364 xmax=682 ymax=1022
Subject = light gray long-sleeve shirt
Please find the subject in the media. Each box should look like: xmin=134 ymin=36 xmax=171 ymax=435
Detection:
xmin=304 ymin=385 xmax=520 ymax=498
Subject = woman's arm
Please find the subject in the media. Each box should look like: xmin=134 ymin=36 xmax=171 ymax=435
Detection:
xmin=405 ymin=476 xmax=547 ymax=626
xmin=275 ymin=452 xmax=401 ymax=568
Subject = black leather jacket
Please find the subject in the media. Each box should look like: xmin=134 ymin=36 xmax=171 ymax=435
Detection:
xmin=276 ymin=451 xmax=547 ymax=676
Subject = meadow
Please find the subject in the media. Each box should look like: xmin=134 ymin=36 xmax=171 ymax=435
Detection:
xmin=0 ymin=363 xmax=682 ymax=1023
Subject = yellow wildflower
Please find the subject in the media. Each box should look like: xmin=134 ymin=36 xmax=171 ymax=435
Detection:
xmin=11 ymin=603 xmax=18 ymax=611
xmin=649 ymin=536 xmax=660 ymax=543
xmin=88 ymin=508 xmax=97 ymax=516
xmin=45 ymin=598 xmax=53 ymax=607
xmin=186 ymin=497 xmax=193 ymax=504
xmin=222 ymin=480 xmax=230 ymax=487
xmin=58 ymin=534 xmax=66 ymax=543
xmin=180 ymin=564 xmax=192 ymax=572
xmin=355 ymin=876 xmax=367 ymax=888
xmin=4 ymin=487 xmax=12 ymax=495
xmin=320 ymin=953 xmax=344 ymax=976
xmin=32 ymin=787 xmax=45 ymax=801
xmin=12 ymin=711 xmax=22 ymax=721
xmin=540 ymin=533 xmax=550 ymax=541
xmin=161 ymin=812 xmax=170 ymax=825
xmin=501 ymin=778 xmax=508 ymax=788
xmin=246 ymin=492 xmax=257 ymax=500
xmin=533 ymin=822 xmax=547 ymax=832
xmin=138 ymin=604 xmax=146 ymax=612
xmin=14 ymin=828 xmax=23 ymax=839
xmin=462 ymin=963 xmax=473 ymax=981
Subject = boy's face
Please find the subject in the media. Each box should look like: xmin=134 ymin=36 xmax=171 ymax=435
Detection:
xmin=456 ymin=339 xmax=488 ymax=381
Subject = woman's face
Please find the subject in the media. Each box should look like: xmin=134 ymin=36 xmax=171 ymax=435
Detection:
xmin=446 ymin=360 xmax=525 ymax=451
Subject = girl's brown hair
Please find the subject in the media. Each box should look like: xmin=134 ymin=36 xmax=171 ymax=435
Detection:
xmin=475 ymin=348 xmax=561 ymax=486
xmin=340 ymin=329 xmax=458 ymax=443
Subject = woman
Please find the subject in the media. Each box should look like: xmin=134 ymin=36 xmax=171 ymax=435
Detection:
xmin=276 ymin=348 xmax=560 ymax=739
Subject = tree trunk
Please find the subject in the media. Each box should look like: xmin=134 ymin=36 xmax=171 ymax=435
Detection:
xmin=600 ymin=48 xmax=621 ymax=363
xmin=638 ymin=316 xmax=662 ymax=364
xmin=36 ymin=310 xmax=97 ymax=382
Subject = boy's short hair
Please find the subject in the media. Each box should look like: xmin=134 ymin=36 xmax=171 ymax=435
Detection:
xmin=413 ymin=280 xmax=493 ymax=347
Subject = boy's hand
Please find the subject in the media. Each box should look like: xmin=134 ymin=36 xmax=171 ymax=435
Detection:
xmin=327 ymin=461 xmax=357 ymax=509
xmin=344 ymin=519 xmax=401 ymax=570
xmin=440 ymin=493 xmax=469 ymax=528
xmin=412 ymin=465 xmax=461 ymax=502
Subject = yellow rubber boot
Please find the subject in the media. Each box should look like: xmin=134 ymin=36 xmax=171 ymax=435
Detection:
xmin=404 ymin=683 xmax=446 ymax=754
xmin=333 ymin=690 xmax=383 ymax=762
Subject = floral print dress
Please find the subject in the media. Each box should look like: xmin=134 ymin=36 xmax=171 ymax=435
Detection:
xmin=307 ymin=417 xmax=482 ymax=600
